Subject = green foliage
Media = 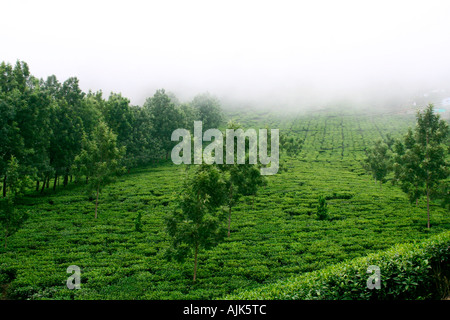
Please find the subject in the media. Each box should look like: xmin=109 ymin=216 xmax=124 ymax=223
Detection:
xmin=0 ymin=61 xmax=54 ymax=195
xmin=134 ymin=211 xmax=143 ymax=233
xmin=0 ymin=157 xmax=29 ymax=248
xmin=316 ymin=195 xmax=328 ymax=220
xmin=165 ymin=164 xmax=227 ymax=281
xmin=144 ymin=89 xmax=184 ymax=157
xmin=217 ymin=121 xmax=267 ymax=237
xmin=280 ymin=134 xmax=304 ymax=157
xmin=434 ymin=180 xmax=449 ymax=211
xmin=226 ymin=231 xmax=450 ymax=300
xmin=127 ymin=104 xmax=163 ymax=166
xmin=0 ymin=197 xmax=28 ymax=248
xmin=190 ymin=93 xmax=223 ymax=130
xmin=392 ymin=129 xmax=424 ymax=204
xmin=5 ymin=156 xmax=30 ymax=198
xmin=73 ymin=121 xmax=126 ymax=218
xmin=74 ymin=121 xmax=126 ymax=191
xmin=362 ymin=139 xmax=392 ymax=188
xmin=393 ymin=104 xmax=449 ymax=228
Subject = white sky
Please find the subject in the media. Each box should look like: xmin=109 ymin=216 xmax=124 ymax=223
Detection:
xmin=2 ymin=0 xmax=450 ymax=106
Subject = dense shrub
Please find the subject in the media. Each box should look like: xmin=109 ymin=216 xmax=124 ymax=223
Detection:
xmin=225 ymin=231 xmax=450 ymax=300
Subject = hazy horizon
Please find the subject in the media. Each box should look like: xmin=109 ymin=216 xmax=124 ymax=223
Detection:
xmin=2 ymin=0 xmax=450 ymax=109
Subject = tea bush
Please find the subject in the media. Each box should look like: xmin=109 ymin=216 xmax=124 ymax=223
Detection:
xmin=225 ymin=231 xmax=450 ymax=300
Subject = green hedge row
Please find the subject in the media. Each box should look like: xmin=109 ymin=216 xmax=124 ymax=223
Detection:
xmin=225 ymin=231 xmax=450 ymax=300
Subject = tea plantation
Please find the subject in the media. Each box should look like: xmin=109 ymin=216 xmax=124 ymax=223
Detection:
xmin=1 ymin=108 xmax=449 ymax=300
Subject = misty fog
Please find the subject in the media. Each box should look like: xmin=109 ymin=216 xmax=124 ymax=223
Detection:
xmin=2 ymin=0 xmax=450 ymax=111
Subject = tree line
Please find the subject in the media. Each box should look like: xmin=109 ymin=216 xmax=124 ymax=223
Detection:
xmin=0 ymin=60 xmax=224 ymax=198
xmin=0 ymin=60 xmax=224 ymax=247
xmin=0 ymin=60 xmax=290 ymax=257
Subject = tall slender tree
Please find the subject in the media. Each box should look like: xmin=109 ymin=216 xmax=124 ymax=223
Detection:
xmin=393 ymin=129 xmax=423 ymax=206
xmin=128 ymin=105 xmax=163 ymax=166
xmin=415 ymin=105 xmax=448 ymax=228
xmin=103 ymin=93 xmax=134 ymax=149
xmin=363 ymin=139 xmax=392 ymax=189
xmin=218 ymin=121 xmax=265 ymax=237
xmin=393 ymin=105 xmax=449 ymax=228
xmin=144 ymin=89 xmax=184 ymax=159
xmin=73 ymin=121 xmax=126 ymax=218
xmin=0 ymin=61 xmax=28 ymax=197
xmin=165 ymin=164 xmax=227 ymax=281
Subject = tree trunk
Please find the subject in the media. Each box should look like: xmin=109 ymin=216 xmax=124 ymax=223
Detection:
xmin=2 ymin=175 xmax=6 ymax=197
xmin=426 ymin=184 xmax=430 ymax=229
xmin=36 ymin=180 xmax=40 ymax=192
xmin=63 ymin=168 xmax=69 ymax=187
xmin=46 ymin=176 xmax=50 ymax=189
xmin=53 ymin=173 xmax=57 ymax=191
xmin=86 ymin=176 xmax=89 ymax=185
xmin=193 ymin=243 xmax=198 ymax=282
xmin=95 ymin=185 xmax=99 ymax=219
xmin=41 ymin=176 xmax=47 ymax=193
xmin=228 ymin=185 xmax=233 ymax=237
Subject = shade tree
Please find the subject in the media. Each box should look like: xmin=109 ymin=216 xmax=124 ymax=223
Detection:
xmin=165 ymin=164 xmax=227 ymax=281
xmin=73 ymin=121 xmax=126 ymax=219
xmin=393 ymin=105 xmax=449 ymax=228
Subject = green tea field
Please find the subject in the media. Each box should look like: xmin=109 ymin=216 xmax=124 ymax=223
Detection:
xmin=1 ymin=108 xmax=448 ymax=300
